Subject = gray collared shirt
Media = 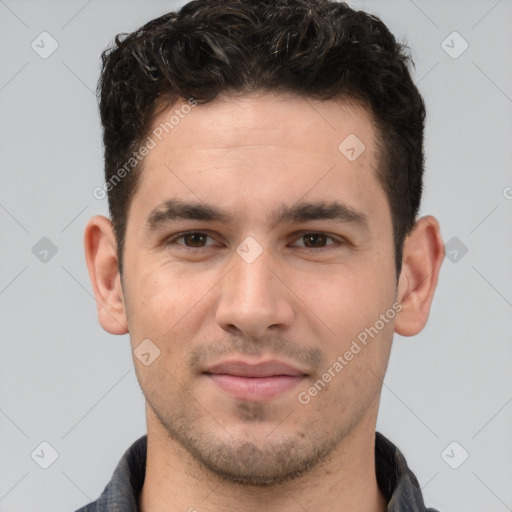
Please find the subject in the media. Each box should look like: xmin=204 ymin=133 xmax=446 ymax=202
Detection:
xmin=74 ymin=432 xmax=440 ymax=512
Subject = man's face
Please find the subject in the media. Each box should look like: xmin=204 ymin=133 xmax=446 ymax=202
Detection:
xmin=122 ymin=93 xmax=398 ymax=484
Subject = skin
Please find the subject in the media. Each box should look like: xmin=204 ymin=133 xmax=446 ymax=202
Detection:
xmin=85 ymin=92 xmax=444 ymax=512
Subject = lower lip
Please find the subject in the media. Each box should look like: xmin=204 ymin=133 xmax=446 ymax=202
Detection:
xmin=206 ymin=374 xmax=305 ymax=401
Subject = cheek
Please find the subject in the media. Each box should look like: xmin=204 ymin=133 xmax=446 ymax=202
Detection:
xmin=125 ymin=261 xmax=232 ymax=382
xmin=133 ymin=259 xmax=195 ymax=312
xmin=127 ymin=268 xmax=202 ymax=396
xmin=123 ymin=262 xmax=199 ymax=351
xmin=294 ymin=261 xmax=396 ymax=342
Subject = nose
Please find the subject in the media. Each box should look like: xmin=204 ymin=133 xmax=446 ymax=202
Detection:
xmin=215 ymin=246 xmax=295 ymax=338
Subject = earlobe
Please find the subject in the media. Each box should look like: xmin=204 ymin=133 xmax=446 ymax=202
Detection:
xmin=394 ymin=215 xmax=445 ymax=337
xmin=84 ymin=215 xmax=128 ymax=335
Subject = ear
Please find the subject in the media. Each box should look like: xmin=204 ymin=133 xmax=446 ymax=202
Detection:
xmin=84 ymin=215 xmax=128 ymax=335
xmin=395 ymin=215 xmax=444 ymax=337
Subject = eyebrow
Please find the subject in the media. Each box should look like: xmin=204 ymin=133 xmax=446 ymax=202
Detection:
xmin=145 ymin=199 xmax=369 ymax=232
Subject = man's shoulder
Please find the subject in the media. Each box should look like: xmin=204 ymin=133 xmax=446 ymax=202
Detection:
xmin=375 ymin=432 xmax=444 ymax=512
xmin=72 ymin=435 xmax=147 ymax=512
xmin=74 ymin=504 xmax=96 ymax=512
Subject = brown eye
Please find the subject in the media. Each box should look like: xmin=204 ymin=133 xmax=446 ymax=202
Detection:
xmin=182 ymin=232 xmax=208 ymax=247
xmin=302 ymin=233 xmax=329 ymax=248
xmin=165 ymin=232 xmax=216 ymax=249
xmin=289 ymin=232 xmax=345 ymax=251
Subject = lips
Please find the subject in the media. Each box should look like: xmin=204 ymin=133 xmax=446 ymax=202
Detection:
xmin=205 ymin=360 xmax=306 ymax=378
xmin=203 ymin=360 xmax=307 ymax=400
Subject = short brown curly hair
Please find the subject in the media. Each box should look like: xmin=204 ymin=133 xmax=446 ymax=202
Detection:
xmin=97 ymin=0 xmax=426 ymax=276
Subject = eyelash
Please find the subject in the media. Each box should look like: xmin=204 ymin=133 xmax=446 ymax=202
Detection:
xmin=164 ymin=231 xmax=346 ymax=252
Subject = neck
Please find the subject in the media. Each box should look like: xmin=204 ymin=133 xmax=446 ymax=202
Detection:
xmin=139 ymin=412 xmax=387 ymax=512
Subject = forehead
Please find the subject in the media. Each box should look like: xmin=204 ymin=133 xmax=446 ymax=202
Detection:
xmin=129 ymin=92 xmax=387 ymax=228
xmin=149 ymin=92 xmax=377 ymax=162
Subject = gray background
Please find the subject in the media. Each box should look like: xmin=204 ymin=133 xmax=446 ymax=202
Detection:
xmin=1 ymin=1 xmax=511 ymax=511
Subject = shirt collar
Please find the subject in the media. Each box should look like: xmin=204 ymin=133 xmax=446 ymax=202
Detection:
xmin=75 ymin=432 xmax=436 ymax=512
